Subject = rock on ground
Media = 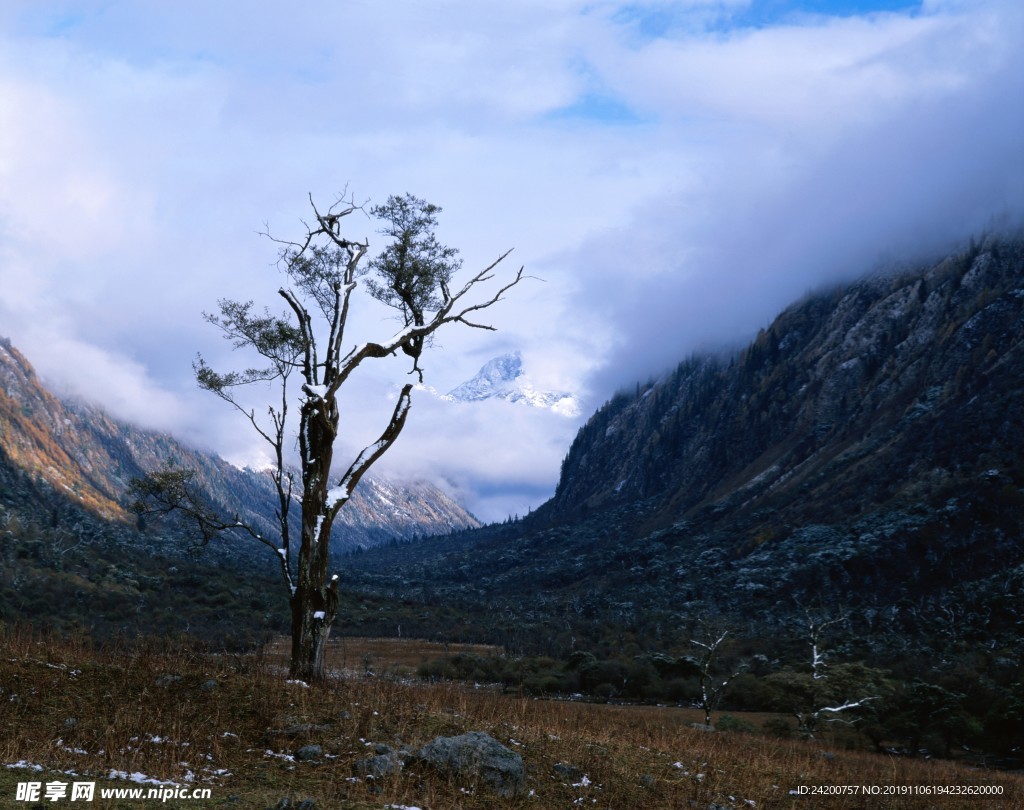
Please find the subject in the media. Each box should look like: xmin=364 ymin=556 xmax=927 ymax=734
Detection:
xmin=416 ymin=731 xmax=524 ymax=798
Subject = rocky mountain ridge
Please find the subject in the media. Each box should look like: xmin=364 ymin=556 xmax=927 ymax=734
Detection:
xmin=550 ymin=234 xmax=1024 ymax=531
xmin=0 ymin=337 xmax=479 ymax=551
xmin=343 ymin=232 xmax=1024 ymax=662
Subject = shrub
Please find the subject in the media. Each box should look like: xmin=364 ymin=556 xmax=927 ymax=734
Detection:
xmin=764 ymin=717 xmax=794 ymax=738
xmin=726 ymin=673 xmax=784 ymax=711
xmin=716 ymin=714 xmax=757 ymax=733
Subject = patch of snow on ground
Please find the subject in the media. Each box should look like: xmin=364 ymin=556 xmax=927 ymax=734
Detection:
xmin=5 ymin=761 xmax=45 ymax=771
xmin=107 ymin=769 xmax=180 ymax=786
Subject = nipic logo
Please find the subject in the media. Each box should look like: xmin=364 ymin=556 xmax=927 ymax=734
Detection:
xmin=16 ymin=781 xmax=95 ymax=802
xmin=15 ymin=780 xmax=212 ymax=803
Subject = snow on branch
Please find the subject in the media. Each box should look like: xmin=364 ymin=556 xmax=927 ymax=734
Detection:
xmin=819 ymin=697 xmax=878 ymax=714
xmin=326 ymin=384 xmax=414 ymax=516
xmin=333 ymin=255 xmax=526 ymax=388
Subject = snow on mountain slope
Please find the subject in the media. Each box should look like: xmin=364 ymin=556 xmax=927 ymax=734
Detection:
xmin=443 ymin=351 xmax=579 ymax=416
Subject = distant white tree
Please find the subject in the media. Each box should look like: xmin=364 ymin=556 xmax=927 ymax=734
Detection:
xmin=689 ymin=619 xmax=745 ymax=727
xmin=767 ymin=610 xmax=889 ymax=738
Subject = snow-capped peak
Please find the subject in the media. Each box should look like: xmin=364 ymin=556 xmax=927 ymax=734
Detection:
xmin=443 ymin=351 xmax=579 ymax=416
xmin=445 ymin=351 xmax=524 ymax=401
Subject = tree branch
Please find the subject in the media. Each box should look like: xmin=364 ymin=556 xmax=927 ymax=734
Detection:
xmin=331 ymin=255 xmax=526 ymax=393
xmin=326 ymin=384 xmax=414 ymax=517
xmin=130 ymin=468 xmax=296 ymax=594
xmin=280 ymin=288 xmax=317 ymax=384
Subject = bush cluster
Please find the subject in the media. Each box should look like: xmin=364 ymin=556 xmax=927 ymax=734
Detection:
xmin=414 ymin=648 xmax=1024 ymax=763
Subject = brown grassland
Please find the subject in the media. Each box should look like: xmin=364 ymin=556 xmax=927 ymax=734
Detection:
xmin=1 ymin=626 xmax=1020 ymax=809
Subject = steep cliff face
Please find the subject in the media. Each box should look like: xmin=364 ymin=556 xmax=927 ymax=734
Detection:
xmin=0 ymin=338 xmax=479 ymax=549
xmin=550 ymin=235 xmax=1024 ymax=532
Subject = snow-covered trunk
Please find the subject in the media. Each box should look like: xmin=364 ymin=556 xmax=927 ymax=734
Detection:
xmin=289 ymin=582 xmax=338 ymax=682
xmin=289 ymin=394 xmax=340 ymax=682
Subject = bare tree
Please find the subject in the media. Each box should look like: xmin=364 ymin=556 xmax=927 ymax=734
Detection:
xmin=689 ymin=620 xmax=745 ymax=726
xmin=767 ymin=610 xmax=888 ymax=738
xmin=132 ymin=191 xmax=524 ymax=682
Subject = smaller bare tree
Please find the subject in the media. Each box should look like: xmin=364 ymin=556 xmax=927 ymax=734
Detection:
xmin=689 ymin=620 xmax=745 ymax=727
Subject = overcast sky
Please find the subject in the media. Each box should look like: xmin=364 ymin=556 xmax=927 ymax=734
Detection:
xmin=0 ymin=0 xmax=1021 ymax=521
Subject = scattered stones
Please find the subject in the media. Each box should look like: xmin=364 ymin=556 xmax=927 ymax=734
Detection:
xmin=360 ymin=754 xmax=394 ymax=777
xmin=354 ymin=752 xmax=402 ymax=778
xmin=354 ymin=742 xmax=414 ymax=777
xmin=416 ymin=731 xmax=524 ymax=798
xmin=295 ymin=744 xmax=323 ymax=762
xmin=271 ymin=798 xmax=315 ymax=810
xmin=552 ymin=762 xmax=583 ymax=780
xmin=200 ymin=679 xmax=218 ymax=691
xmin=154 ymin=674 xmax=183 ymax=689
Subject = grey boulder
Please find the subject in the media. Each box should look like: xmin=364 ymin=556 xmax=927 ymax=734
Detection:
xmin=417 ymin=731 xmax=524 ymax=797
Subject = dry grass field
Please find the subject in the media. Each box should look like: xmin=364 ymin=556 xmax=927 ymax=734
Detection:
xmin=262 ymin=636 xmax=502 ymax=675
xmin=1 ymin=627 xmax=1020 ymax=809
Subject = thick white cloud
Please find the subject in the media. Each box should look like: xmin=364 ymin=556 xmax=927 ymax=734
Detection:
xmin=575 ymin=0 xmax=1024 ymax=390
xmin=0 ymin=0 xmax=1020 ymax=520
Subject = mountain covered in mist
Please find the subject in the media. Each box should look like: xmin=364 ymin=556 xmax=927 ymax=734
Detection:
xmin=0 ymin=337 xmax=479 ymax=552
xmin=549 ymin=235 xmax=1024 ymax=530
xmin=444 ymin=350 xmax=579 ymax=416
xmin=344 ymin=233 xmax=1024 ymax=661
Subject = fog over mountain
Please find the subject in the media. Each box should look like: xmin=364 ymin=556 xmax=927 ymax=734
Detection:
xmin=346 ymin=232 xmax=1024 ymax=678
xmin=0 ymin=0 xmax=1020 ymax=518
xmin=0 ymin=337 xmax=479 ymax=550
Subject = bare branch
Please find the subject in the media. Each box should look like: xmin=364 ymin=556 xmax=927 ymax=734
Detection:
xmin=326 ymin=384 xmax=414 ymax=517
xmin=819 ymin=697 xmax=879 ymax=714
xmin=279 ymin=288 xmax=317 ymax=384
xmin=332 ymin=254 xmax=527 ymax=392
xmin=194 ymin=356 xmax=282 ymax=451
xmin=308 ymin=190 xmax=370 ymax=251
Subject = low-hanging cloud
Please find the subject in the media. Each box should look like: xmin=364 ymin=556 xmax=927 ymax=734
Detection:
xmin=575 ymin=0 xmax=1024 ymax=396
xmin=0 ymin=0 xmax=1020 ymax=520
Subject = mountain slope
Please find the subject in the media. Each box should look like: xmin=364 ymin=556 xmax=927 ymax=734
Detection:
xmin=0 ymin=339 xmax=127 ymax=519
xmin=344 ymin=233 xmax=1024 ymax=657
xmin=550 ymin=235 xmax=1024 ymax=531
xmin=0 ymin=337 xmax=479 ymax=550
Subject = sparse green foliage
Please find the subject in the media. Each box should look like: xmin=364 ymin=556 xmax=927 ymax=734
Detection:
xmin=763 ymin=613 xmax=892 ymax=739
xmin=366 ymin=194 xmax=462 ymax=326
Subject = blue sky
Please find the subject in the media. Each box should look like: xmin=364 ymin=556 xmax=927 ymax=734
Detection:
xmin=732 ymin=0 xmax=922 ymax=24
xmin=0 ymin=0 xmax=1020 ymax=520
xmin=613 ymin=0 xmax=923 ymax=41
